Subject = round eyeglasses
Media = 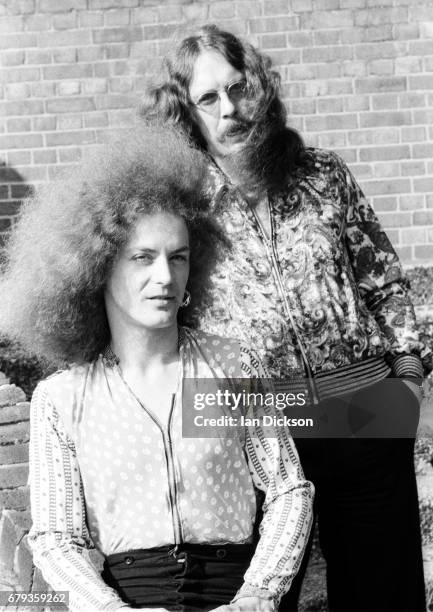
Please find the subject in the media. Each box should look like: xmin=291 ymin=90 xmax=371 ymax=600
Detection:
xmin=192 ymin=79 xmax=248 ymax=115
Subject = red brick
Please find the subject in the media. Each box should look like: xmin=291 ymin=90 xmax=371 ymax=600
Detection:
xmin=104 ymin=8 xmax=130 ymax=26
xmin=0 ymin=32 xmax=37 ymax=49
xmin=33 ymin=149 xmax=57 ymax=164
xmin=343 ymin=96 xmax=370 ymax=112
xmin=5 ymin=151 xmax=31 ymax=165
xmin=156 ymin=4 xmax=183 ymax=22
xmin=355 ymin=7 xmax=408 ymax=26
xmin=23 ymin=13 xmax=50 ymax=30
xmin=58 ymin=147 xmax=82 ymax=163
xmin=372 ymin=196 xmax=398 ymax=212
xmin=394 ymin=245 xmax=411 ymax=263
xmin=25 ymin=49 xmax=51 ymax=64
xmin=354 ymin=76 xmax=406 ymax=94
xmin=409 ymin=75 xmax=433 ymax=91
xmin=340 ymin=28 xmax=365 ymax=44
xmin=377 ymin=211 xmax=412 ymax=227
xmin=371 ymin=94 xmax=398 ymax=110
xmin=287 ymin=32 xmax=313 ymax=47
xmin=57 ymin=114 xmax=83 ymax=130
xmin=359 ymin=145 xmax=410 ymax=162
xmin=0 ymin=134 xmax=43 ymax=150
xmin=263 ymin=0 xmax=290 ymax=14
xmin=395 ymin=57 xmax=422 ymax=75
xmin=413 ymin=109 xmax=433 ymax=124
xmin=373 ymin=162 xmax=400 ymax=178
xmin=399 ymin=195 xmax=425 ymax=211
xmin=1 ymin=67 xmax=40 ymax=83
xmin=393 ymin=23 xmax=419 ymax=40
xmin=408 ymin=41 xmax=433 ymax=55
xmin=0 ymin=486 xmax=29 ymax=510
xmin=0 ymin=421 xmax=30 ymax=444
xmin=368 ymin=59 xmax=394 ymax=75
xmin=340 ymin=0 xmax=366 ymax=6
xmin=291 ymin=0 xmax=312 ymax=10
xmin=261 ymin=34 xmax=287 ymax=49
xmin=301 ymin=10 xmax=353 ymax=28
xmin=350 ymin=164 xmax=374 ymax=179
xmin=79 ymin=11 xmax=104 ymax=27
xmin=399 ymin=93 xmax=426 ymax=109
xmin=6 ymin=118 xmax=31 ymax=132
xmin=412 ymin=144 xmax=433 ymax=159
xmin=312 ymin=0 xmax=339 ymax=9
xmin=414 ymin=245 xmax=433 ymax=260
xmin=401 ymin=228 xmax=427 ymax=246
xmin=83 ymin=79 xmax=108 ymax=94
xmin=302 ymin=45 xmax=353 ymax=63
xmin=39 ymin=0 xmax=86 ymax=10
xmin=362 ymin=179 xmax=411 ymax=196
xmin=96 ymin=94 xmax=135 ymax=110
xmin=365 ymin=25 xmax=393 ymax=42
xmin=249 ymin=16 xmax=300 ymax=33
xmin=45 ymin=130 xmax=95 ymax=146
xmin=5 ymin=0 xmax=34 ymax=15
xmin=317 ymin=132 xmax=347 ymax=149
xmin=355 ymin=42 xmax=404 ymax=60
xmin=360 ymin=111 xmax=411 ymax=128
xmin=52 ymin=48 xmax=77 ymax=63
xmin=0 ymin=463 xmax=29 ymax=488
xmin=400 ymin=161 xmax=426 ymax=176
xmin=38 ymin=29 xmax=91 ymax=47
xmin=0 ymin=443 xmax=29 ymax=464
xmin=32 ymin=117 xmax=56 ymax=131
xmin=210 ymin=1 xmax=235 ymax=18
xmin=312 ymin=30 xmax=340 ymax=46
xmin=44 ymin=64 xmax=93 ymax=81
xmin=236 ymin=1 xmax=261 ymax=18
xmin=413 ymin=211 xmax=433 ymax=225
xmin=317 ymin=97 xmax=343 ymax=114
xmin=45 ymin=97 xmax=96 ymax=113
xmin=1 ymin=51 xmax=25 ymax=66
xmin=419 ymin=22 xmax=433 ymax=38
xmin=306 ymin=114 xmax=358 ymax=132
xmin=90 ymin=0 xmax=138 ymax=7
xmin=83 ymin=111 xmax=108 ymax=128
xmin=53 ymin=11 xmax=78 ymax=29
xmin=342 ymin=61 xmax=367 ymax=77
xmin=414 ymin=178 xmax=433 ymax=193
xmin=57 ymin=81 xmax=81 ymax=96
xmin=93 ymin=26 xmax=143 ymax=44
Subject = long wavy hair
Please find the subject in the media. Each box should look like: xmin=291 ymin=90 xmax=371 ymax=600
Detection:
xmin=140 ymin=24 xmax=305 ymax=192
xmin=0 ymin=126 xmax=224 ymax=365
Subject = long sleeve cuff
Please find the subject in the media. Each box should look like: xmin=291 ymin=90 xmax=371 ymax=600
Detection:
xmin=231 ymin=583 xmax=277 ymax=607
xmin=391 ymin=354 xmax=424 ymax=380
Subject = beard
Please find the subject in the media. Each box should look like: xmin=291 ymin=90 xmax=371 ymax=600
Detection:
xmin=217 ymin=103 xmax=303 ymax=196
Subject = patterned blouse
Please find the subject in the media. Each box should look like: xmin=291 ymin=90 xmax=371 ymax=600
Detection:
xmin=197 ymin=147 xmax=431 ymax=398
xmin=28 ymin=328 xmax=314 ymax=611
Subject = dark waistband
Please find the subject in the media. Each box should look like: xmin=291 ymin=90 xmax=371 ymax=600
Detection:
xmin=105 ymin=543 xmax=256 ymax=568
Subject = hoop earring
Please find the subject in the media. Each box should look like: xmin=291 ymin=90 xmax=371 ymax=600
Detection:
xmin=180 ymin=290 xmax=191 ymax=308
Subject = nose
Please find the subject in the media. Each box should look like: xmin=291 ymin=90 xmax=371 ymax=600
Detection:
xmin=152 ymin=255 xmax=173 ymax=285
xmin=219 ymin=90 xmax=236 ymax=119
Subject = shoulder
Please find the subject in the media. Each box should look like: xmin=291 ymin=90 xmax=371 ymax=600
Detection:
xmin=181 ymin=327 xmax=267 ymax=378
xmin=35 ymin=363 xmax=92 ymax=400
xmin=299 ymin=147 xmax=350 ymax=179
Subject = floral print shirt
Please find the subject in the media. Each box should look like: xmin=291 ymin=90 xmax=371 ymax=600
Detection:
xmin=198 ymin=148 xmax=430 ymax=386
xmin=28 ymin=328 xmax=313 ymax=611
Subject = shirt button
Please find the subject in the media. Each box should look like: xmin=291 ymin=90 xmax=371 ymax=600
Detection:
xmin=124 ymin=556 xmax=134 ymax=565
xmin=216 ymin=549 xmax=227 ymax=559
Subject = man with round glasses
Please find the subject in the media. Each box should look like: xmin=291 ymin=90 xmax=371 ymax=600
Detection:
xmin=142 ymin=24 xmax=431 ymax=612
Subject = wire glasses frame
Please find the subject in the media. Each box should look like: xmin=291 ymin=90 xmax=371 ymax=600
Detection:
xmin=191 ymin=79 xmax=249 ymax=115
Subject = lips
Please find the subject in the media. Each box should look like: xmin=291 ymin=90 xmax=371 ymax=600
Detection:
xmin=148 ymin=296 xmax=175 ymax=300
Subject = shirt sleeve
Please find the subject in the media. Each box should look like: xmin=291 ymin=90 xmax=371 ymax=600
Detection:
xmin=338 ymin=153 xmax=432 ymax=378
xmin=27 ymin=381 xmax=129 ymax=612
xmin=231 ymin=345 xmax=314 ymax=605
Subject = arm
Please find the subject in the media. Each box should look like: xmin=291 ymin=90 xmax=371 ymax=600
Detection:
xmin=229 ymin=346 xmax=314 ymax=608
xmin=28 ymin=381 xmax=129 ymax=612
xmin=340 ymin=153 xmax=432 ymax=379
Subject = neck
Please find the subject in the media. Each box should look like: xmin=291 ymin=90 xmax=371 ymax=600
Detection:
xmin=215 ymin=154 xmax=266 ymax=207
xmin=109 ymin=321 xmax=179 ymax=373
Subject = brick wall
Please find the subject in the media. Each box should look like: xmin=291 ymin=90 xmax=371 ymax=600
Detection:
xmin=0 ymin=0 xmax=432 ymax=264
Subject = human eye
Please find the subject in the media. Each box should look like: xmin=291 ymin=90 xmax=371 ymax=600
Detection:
xmin=171 ymin=253 xmax=189 ymax=263
xmin=133 ymin=253 xmax=153 ymax=264
xmin=197 ymin=91 xmax=219 ymax=107
xmin=228 ymin=80 xmax=247 ymax=101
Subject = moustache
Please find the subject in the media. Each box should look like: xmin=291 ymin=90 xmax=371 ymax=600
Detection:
xmin=222 ymin=120 xmax=253 ymax=140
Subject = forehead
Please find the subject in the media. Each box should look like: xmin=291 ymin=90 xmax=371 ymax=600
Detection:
xmin=189 ymin=49 xmax=243 ymax=97
xmin=127 ymin=212 xmax=189 ymax=249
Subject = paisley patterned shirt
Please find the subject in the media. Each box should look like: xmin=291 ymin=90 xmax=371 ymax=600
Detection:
xmin=28 ymin=328 xmax=313 ymax=611
xmin=198 ymin=148 xmax=430 ymax=395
